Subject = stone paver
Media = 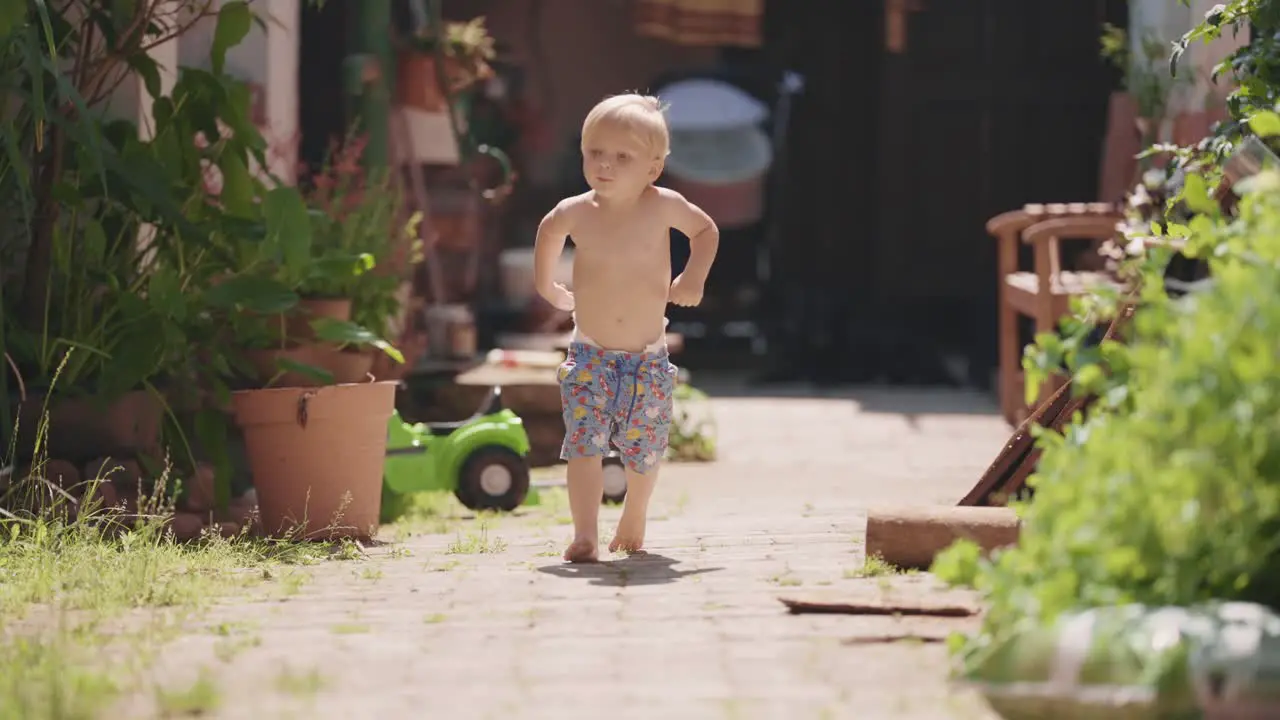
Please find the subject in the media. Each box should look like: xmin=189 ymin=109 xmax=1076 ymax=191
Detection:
xmin=119 ymin=385 xmax=1011 ymax=720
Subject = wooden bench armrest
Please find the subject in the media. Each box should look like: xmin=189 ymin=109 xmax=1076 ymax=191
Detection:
xmin=986 ymin=209 xmax=1035 ymax=237
xmin=987 ymin=202 xmax=1118 ymax=236
xmin=1021 ymin=216 xmax=1122 ymax=245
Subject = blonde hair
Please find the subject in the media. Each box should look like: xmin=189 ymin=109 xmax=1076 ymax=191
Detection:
xmin=581 ymin=93 xmax=670 ymax=160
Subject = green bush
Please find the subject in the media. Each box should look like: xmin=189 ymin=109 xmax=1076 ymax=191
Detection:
xmin=933 ymin=173 xmax=1280 ymax=657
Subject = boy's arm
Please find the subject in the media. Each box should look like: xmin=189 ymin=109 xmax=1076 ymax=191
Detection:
xmin=534 ymin=201 xmax=575 ymax=310
xmin=664 ymin=190 xmax=719 ymax=285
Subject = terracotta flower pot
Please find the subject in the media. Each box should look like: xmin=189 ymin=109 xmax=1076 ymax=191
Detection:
xmin=247 ymin=344 xmax=374 ymax=387
xmin=232 ymin=381 xmax=395 ymax=540
xmin=1172 ymin=107 xmax=1230 ymax=146
xmin=13 ymin=390 xmax=163 ymax=462
xmin=396 ymin=52 xmax=488 ymax=112
xmin=284 ymin=297 xmax=352 ymax=343
xmin=398 ymin=53 xmax=451 ymax=112
xmin=320 ymin=348 xmax=376 ymax=385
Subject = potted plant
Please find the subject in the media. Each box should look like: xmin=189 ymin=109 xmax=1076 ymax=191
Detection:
xmin=397 ymin=16 xmax=496 ymax=113
xmin=192 ymin=185 xmax=404 ymax=541
xmin=237 ymin=132 xmax=414 ymax=387
xmin=187 ymin=127 xmax=422 ymax=539
xmin=227 ymin=371 xmax=397 ymax=540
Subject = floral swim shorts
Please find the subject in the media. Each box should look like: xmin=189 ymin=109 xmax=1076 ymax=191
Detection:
xmin=557 ymin=342 xmax=678 ymax=474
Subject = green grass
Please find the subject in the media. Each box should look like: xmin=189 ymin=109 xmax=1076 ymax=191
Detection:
xmin=384 ymin=491 xmax=469 ymax=537
xmin=0 ymin=628 xmax=118 ymax=720
xmin=0 ymin=473 xmax=336 ymax=720
xmin=154 ymin=670 xmax=222 ymax=716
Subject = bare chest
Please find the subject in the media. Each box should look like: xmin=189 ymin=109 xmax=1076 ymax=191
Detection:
xmin=570 ymin=210 xmax=668 ymax=262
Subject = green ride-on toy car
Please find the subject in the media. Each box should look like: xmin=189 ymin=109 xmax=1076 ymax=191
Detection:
xmin=379 ymin=384 xmax=632 ymax=523
xmin=381 ymin=385 xmax=533 ymax=522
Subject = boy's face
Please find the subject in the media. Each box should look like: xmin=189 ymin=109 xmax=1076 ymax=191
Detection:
xmin=581 ymin=124 xmax=661 ymax=198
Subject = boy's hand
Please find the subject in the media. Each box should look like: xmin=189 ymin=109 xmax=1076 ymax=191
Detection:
xmin=668 ymin=274 xmax=704 ymax=307
xmin=540 ymin=282 xmax=575 ymax=312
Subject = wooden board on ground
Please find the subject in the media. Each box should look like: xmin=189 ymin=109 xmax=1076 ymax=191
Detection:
xmin=779 ymin=587 xmax=981 ymax=617
xmin=839 ymin=615 xmax=983 ymax=645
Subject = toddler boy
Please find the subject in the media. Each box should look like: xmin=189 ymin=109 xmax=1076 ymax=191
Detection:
xmin=533 ymin=93 xmax=720 ymax=562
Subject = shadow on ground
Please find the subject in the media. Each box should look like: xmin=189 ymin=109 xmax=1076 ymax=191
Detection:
xmin=537 ymin=552 xmax=722 ymax=587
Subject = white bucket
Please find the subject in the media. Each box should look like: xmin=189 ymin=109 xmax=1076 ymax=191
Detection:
xmin=498 ymin=247 xmax=574 ymax=306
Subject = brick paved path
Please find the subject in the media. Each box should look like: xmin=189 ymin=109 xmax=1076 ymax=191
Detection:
xmin=124 ymin=387 xmax=1010 ymax=720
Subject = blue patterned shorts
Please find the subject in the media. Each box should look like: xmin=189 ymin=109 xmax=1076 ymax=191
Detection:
xmin=558 ymin=342 xmax=678 ymax=474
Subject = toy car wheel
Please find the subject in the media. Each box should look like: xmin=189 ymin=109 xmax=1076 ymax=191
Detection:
xmin=602 ymin=455 xmax=627 ymax=505
xmin=455 ymin=447 xmax=530 ymax=512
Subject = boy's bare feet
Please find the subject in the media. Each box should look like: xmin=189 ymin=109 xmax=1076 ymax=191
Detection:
xmin=563 ymin=537 xmax=598 ymax=563
xmin=609 ymin=466 xmax=657 ymax=554
xmin=609 ymin=513 xmax=646 ymax=554
xmin=563 ymin=457 xmax=603 ymax=563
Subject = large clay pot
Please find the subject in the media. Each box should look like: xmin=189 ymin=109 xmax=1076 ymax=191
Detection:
xmin=232 ymin=381 xmax=395 ymax=540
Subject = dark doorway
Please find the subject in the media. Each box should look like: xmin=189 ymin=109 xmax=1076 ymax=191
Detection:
xmin=298 ymin=0 xmax=353 ymax=172
xmin=764 ymin=0 xmax=1126 ymax=386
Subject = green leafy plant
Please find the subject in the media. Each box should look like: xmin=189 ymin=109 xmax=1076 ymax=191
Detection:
xmin=932 ymin=3 xmax=1280 ymax=665
xmin=1172 ymin=0 xmax=1280 ymax=126
xmin=666 ymin=383 xmax=716 ymax=462
xmin=0 ymin=1 xmax=245 ymax=402
xmin=0 ymin=0 xmax=302 ymax=500
xmin=298 ymin=130 xmax=423 ymax=340
xmin=0 ymin=0 xmax=366 ymax=513
xmin=1153 ymin=0 xmax=1280 ymax=177
xmin=935 ymin=167 xmax=1280 ymax=662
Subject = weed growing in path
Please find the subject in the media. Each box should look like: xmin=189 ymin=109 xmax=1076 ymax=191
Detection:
xmin=768 ymin=571 xmax=803 ymax=587
xmin=446 ymin=522 xmax=508 ymax=554
xmin=844 ymin=554 xmax=914 ymax=580
xmin=275 ymin=666 xmax=326 ymax=697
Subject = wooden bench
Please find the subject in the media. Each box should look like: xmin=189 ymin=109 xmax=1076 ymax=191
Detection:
xmin=989 ymin=203 xmax=1125 ymax=426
